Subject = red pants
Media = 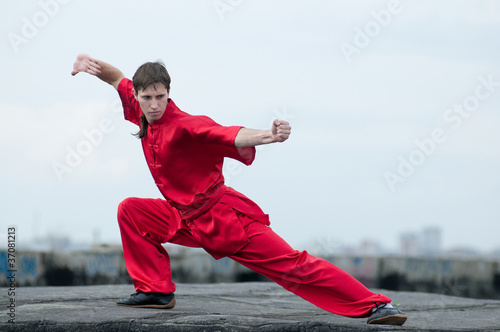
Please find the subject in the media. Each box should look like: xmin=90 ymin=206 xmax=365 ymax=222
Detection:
xmin=117 ymin=196 xmax=391 ymax=318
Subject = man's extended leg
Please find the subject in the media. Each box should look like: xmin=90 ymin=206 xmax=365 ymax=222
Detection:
xmin=229 ymin=218 xmax=396 ymax=319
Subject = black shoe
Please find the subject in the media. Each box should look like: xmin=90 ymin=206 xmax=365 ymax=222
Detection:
xmin=116 ymin=291 xmax=176 ymax=309
xmin=367 ymin=303 xmax=407 ymax=325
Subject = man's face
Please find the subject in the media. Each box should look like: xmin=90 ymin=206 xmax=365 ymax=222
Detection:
xmin=133 ymin=83 xmax=170 ymax=124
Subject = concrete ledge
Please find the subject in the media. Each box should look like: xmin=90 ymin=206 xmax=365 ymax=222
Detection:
xmin=1 ymin=282 xmax=500 ymax=331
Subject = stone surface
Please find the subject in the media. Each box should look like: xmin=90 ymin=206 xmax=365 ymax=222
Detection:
xmin=1 ymin=282 xmax=500 ymax=331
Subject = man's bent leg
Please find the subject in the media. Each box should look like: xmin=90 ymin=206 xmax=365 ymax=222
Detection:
xmin=229 ymin=221 xmax=392 ymax=318
xmin=117 ymin=197 xmax=184 ymax=294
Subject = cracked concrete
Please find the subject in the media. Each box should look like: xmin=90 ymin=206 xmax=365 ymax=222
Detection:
xmin=1 ymin=282 xmax=500 ymax=331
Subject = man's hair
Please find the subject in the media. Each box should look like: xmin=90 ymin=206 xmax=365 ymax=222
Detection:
xmin=132 ymin=61 xmax=171 ymax=139
xmin=132 ymin=61 xmax=171 ymax=93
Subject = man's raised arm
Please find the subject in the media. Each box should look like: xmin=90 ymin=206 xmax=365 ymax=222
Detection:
xmin=71 ymin=54 xmax=125 ymax=90
xmin=235 ymin=119 xmax=291 ymax=148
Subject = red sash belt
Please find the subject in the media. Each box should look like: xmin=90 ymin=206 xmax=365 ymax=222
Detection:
xmin=178 ymin=184 xmax=227 ymax=223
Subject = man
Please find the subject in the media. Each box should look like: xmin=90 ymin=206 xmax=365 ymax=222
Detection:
xmin=71 ymin=53 xmax=407 ymax=325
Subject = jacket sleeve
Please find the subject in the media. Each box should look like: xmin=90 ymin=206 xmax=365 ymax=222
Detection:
xmin=117 ymin=78 xmax=142 ymax=126
xmin=185 ymin=116 xmax=256 ymax=165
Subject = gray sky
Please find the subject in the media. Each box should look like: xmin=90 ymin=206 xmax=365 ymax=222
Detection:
xmin=1 ymin=0 xmax=499 ymax=253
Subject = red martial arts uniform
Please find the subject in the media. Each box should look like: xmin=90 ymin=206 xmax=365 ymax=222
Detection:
xmin=116 ymin=78 xmax=391 ymax=318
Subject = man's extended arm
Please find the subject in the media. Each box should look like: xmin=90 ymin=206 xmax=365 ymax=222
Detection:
xmin=235 ymin=119 xmax=291 ymax=148
xmin=71 ymin=54 xmax=125 ymax=90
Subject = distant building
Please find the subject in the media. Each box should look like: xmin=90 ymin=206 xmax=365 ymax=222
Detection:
xmin=444 ymin=247 xmax=481 ymax=258
xmin=400 ymin=232 xmax=419 ymax=256
xmin=399 ymin=227 xmax=443 ymax=257
xmin=420 ymin=227 xmax=442 ymax=256
xmin=354 ymin=239 xmax=384 ymax=256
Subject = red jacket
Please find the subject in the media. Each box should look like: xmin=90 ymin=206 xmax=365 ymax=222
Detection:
xmin=118 ymin=78 xmax=270 ymax=258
